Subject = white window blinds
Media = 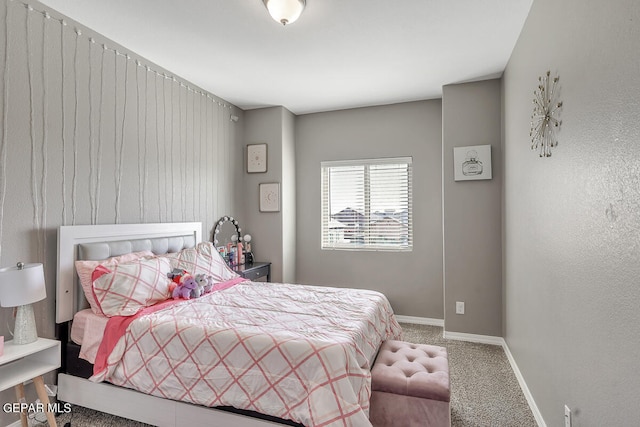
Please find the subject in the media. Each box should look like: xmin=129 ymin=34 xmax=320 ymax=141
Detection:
xmin=321 ymin=157 xmax=412 ymax=251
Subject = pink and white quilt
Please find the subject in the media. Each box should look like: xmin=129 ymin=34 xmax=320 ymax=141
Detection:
xmin=91 ymin=280 xmax=402 ymax=427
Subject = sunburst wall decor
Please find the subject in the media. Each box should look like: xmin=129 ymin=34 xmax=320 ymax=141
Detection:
xmin=530 ymin=71 xmax=563 ymax=157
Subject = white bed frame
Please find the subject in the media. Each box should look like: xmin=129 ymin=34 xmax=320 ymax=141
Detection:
xmin=56 ymin=222 xmax=283 ymax=427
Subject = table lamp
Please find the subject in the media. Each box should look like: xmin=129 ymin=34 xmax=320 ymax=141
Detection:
xmin=0 ymin=262 xmax=47 ymax=344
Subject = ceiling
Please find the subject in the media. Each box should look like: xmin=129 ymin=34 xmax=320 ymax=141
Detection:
xmin=38 ymin=0 xmax=533 ymax=115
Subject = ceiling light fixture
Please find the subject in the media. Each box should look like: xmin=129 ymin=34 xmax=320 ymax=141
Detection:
xmin=263 ymin=0 xmax=306 ymax=26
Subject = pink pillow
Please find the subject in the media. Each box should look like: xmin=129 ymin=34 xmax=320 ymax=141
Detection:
xmin=75 ymin=251 xmax=154 ymax=314
xmin=92 ymin=256 xmax=173 ymax=317
xmin=171 ymin=242 xmax=239 ymax=283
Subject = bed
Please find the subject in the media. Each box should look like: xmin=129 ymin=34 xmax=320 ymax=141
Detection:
xmin=55 ymin=222 xmax=402 ymax=427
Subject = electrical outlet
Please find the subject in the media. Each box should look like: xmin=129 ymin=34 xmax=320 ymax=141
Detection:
xmin=455 ymin=301 xmax=465 ymax=314
xmin=564 ymin=405 xmax=571 ymax=427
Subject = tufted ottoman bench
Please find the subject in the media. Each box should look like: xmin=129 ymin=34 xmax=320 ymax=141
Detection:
xmin=369 ymin=340 xmax=451 ymax=427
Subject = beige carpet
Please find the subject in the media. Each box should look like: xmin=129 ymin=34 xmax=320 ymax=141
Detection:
xmin=400 ymin=323 xmax=537 ymax=427
xmin=48 ymin=323 xmax=537 ymax=427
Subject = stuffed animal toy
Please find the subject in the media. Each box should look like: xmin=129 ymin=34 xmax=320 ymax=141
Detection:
xmin=168 ymin=281 xmax=177 ymax=296
xmin=193 ymin=274 xmax=206 ymax=297
xmin=172 ymin=276 xmax=198 ymax=299
xmin=168 ymin=268 xmax=189 ymax=284
xmin=194 ymin=274 xmax=215 ymax=295
xmin=189 ymin=276 xmax=203 ymax=299
xmin=167 ymin=268 xmax=191 ymax=295
xmin=203 ymin=275 xmax=215 ymax=293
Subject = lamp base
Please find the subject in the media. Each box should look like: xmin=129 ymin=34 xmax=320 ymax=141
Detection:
xmin=13 ymin=304 xmax=38 ymax=345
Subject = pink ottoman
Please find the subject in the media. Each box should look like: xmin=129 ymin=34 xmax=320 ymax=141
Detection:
xmin=370 ymin=340 xmax=451 ymax=427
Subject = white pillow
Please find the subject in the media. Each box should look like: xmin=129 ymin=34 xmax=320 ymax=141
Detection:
xmin=75 ymin=251 xmax=154 ymax=314
xmin=169 ymin=242 xmax=239 ymax=283
xmin=92 ymin=256 xmax=172 ymax=317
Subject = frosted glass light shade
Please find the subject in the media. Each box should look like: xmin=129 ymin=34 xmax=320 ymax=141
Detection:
xmin=263 ymin=0 xmax=306 ymax=25
xmin=0 ymin=262 xmax=46 ymax=307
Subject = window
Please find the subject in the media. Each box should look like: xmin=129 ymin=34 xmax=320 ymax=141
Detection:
xmin=321 ymin=157 xmax=412 ymax=251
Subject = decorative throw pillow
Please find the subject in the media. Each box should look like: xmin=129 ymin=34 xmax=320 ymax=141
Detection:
xmin=91 ymin=256 xmax=173 ymax=317
xmin=75 ymin=251 xmax=154 ymax=314
xmin=171 ymin=242 xmax=239 ymax=283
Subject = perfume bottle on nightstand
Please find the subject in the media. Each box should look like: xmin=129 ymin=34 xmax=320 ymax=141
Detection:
xmin=243 ymin=235 xmax=254 ymax=264
xmin=462 ymin=150 xmax=483 ymax=176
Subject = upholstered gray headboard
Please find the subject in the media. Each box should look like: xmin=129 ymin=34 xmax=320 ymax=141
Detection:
xmin=56 ymin=222 xmax=202 ymax=323
xmin=78 ymin=236 xmax=196 ymax=261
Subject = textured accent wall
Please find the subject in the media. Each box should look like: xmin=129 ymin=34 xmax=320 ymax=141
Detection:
xmin=0 ymin=1 xmax=242 ymax=421
xmin=503 ymin=0 xmax=640 ymax=425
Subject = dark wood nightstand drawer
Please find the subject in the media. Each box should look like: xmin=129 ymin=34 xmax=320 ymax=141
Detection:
xmin=233 ymin=262 xmax=271 ymax=282
xmin=242 ymin=265 xmax=269 ymax=281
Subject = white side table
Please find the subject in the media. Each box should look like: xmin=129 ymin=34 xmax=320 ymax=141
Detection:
xmin=0 ymin=338 xmax=61 ymax=427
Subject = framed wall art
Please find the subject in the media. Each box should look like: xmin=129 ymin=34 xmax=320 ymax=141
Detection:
xmin=453 ymin=145 xmax=492 ymax=181
xmin=259 ymin=182 xmax=280 ymax=212
xmin=247 ymin=143 xmax=267 ymax=173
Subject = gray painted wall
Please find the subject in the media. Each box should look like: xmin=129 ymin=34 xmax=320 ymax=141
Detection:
xmin=281 ymin=109 xmax=297 ymax=283
xmin=503 ymin=0 xmax=640 ymax=425
xmin=295 ymin=101 xmax=443 ymax=318
xmin=0 ymin=1 xmax=242 ymax=423
xmin=442 ymin=80 xmax=502 ymax=336
xmin=242 ymin=106 xmax=298 ymax=283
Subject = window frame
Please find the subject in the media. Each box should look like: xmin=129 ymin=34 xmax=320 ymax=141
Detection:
xmin=321 ymin=156 xmax=413 ymax=252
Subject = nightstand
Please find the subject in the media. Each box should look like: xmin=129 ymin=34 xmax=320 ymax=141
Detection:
xmin=0 ymin=338 xmax=61 ymax=427
xmin=232 ymin=262 xmax=271 ymax=282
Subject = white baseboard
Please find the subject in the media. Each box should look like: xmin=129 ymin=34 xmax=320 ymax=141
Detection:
xmin=501 ymin=341 xmax=547 ymax=427
xmin=7 ymin=421 xmax=21 ymax=427
xmin=395 ymin=315 xmax=444 ymax=326
xmin=443 ymin=330 xmax=504 ymax=346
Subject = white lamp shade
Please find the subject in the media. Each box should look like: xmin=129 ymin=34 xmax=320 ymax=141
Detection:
xmin=0 ymin=262 xmax=46 ymax=307
xmin=263 ymin=0 xmax=305 ymax=25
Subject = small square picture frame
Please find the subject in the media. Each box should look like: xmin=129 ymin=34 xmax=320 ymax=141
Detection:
xmin=453 ymin=144 xmax=492 ymax=181
xmin=259 ymin=182 xmax=280 ymax=212
xmin=247 ymin=143 xmax=267 ymax=173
